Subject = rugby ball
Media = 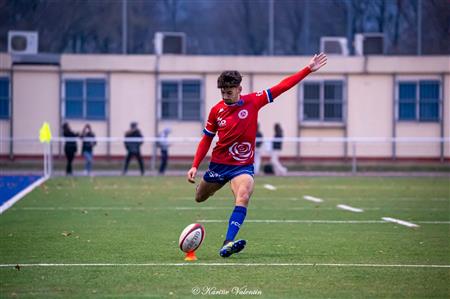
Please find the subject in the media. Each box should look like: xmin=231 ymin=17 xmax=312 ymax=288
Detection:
xmin=179 ymin=223 xmax=205 ymax=253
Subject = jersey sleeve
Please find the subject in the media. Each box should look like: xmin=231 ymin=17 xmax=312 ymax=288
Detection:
xmin=268 ymin=66 xmax=311 ymax=100
xmin=203 ymin=107 xmax=217 ymax=137
xmin=252 ymin=89 xmax=274 ymax=111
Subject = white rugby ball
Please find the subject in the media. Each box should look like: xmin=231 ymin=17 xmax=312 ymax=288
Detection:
xmin=179 ymin=223 xmax=205 ymax=253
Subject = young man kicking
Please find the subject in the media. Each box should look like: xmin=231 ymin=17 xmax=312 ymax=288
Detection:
xmin=187 ymin=53 xmax=327 ymax=257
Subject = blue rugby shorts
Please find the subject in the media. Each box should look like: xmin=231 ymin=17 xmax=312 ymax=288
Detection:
xmin=203 ymin=162 xmax=254 ymax=184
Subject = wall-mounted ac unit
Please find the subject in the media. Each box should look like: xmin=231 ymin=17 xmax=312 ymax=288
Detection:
xmin=154 ymin=32 xmax=186 ymax=55
xmin=8 ymin=31 xmax=39 ymax=55
xmin=320 ymin=37 xmax=349 ymax=56
xmin=354 ymin=33 xmax=384 ymax=55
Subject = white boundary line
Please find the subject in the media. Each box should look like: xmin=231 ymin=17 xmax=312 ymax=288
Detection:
xmin=199 ymin=220 xmax=384 ymax=224
xmin=337 ymin=204 xmax=364 ymax=213
xmin=0 ymin=176 xmax=49 ymax=215
xmin=263 ymin=184 xmax=277 ymax=191
xmin=12 ymin=206 xmax=449 ymax=212
xmin=0 ymin=263 xmax=448 ymax=268
xmin=382 ymin=217 xmax=419 ymax=228
xmin=303 ymin=195 xmax=323 ymax=203
xmin=197 ymin=219 xmax=450 ymax=224
xmin=14 ymin=206 xmax=231 ymax=211
xmin=11 ymin=206 xmax=381 ymax=211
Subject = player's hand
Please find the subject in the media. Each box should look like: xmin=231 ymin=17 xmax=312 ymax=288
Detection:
xmin=308 ymin=52 xmax=327 ymax=72
xmin=187 ymin=167 xmax=197 ymax=184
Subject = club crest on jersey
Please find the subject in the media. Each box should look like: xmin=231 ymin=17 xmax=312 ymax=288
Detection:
xmin=238 ymin=109 xmax=248 ymax=119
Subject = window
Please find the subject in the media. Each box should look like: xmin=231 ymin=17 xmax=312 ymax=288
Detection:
xmin=160 ymin=80 xmax=202 ymax=120
xmin=301 ymin=80 xmax=344 ymax=122
xmin=398 ymin=80 xmax=440 ymax=121
xmin=64 ymin=79 xmax=107 ymax=119
xmin=0 ymin=77 xmax=10 ymax=119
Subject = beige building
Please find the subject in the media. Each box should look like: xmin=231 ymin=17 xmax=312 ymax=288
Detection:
xmin=0 ymin=53 xmax=449 ymax=160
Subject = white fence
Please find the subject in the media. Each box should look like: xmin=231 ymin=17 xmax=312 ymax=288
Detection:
xmin=0 ymin=137 xmax=449 ymax=176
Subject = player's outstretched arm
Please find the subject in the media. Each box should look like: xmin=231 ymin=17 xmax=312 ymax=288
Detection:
xmin=269 ymin=53 xmax=327 ymax=100
xmin=308 ymin=52 xmax=327 ymax=72
xmin=187 ymin=135 xmax=214 ymax=183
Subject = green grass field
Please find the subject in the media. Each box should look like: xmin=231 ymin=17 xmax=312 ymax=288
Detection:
xmin=1 ymin=176 xmax=449 ymax=298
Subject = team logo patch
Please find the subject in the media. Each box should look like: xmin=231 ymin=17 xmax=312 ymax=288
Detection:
xmin=238 ymin=109 xmax=248 ymax=119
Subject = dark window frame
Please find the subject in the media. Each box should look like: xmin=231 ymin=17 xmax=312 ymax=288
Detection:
xmin=300 ymin=80 xmax=345 ymax=122
xmin=0 ymin=77 xmax=11 ymax=119
xmin=159 ymin=79 xmax=203 ymax=121
xmin=63 ymin=78 xmax=108 ymax=120
xmin=397 ymin=80 xmax=441 ymax=122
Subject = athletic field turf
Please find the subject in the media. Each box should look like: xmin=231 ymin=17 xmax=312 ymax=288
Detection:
xmin=1 ymin=176 xmax=449 ymax=298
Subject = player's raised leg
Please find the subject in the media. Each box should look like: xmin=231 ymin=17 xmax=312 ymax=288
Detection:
xmin=220 ymin=174 xmax=254 ymax=257
xmin=195 ymin=179 xmax=224 ymax=203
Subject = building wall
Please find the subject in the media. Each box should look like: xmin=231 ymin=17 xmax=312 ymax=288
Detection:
xmin=12 ymin=66 xmax=59 ymax=155
xmin=0 ymin=53 xmax=448 ymax=160
xmin=347 ymin=75 xmax=393 ymax=157
xmin=444 ymin=75 xmax=450 ymax=158
xmin=299 ymin=128 xmax=346 ymax=157
xmin=0 ymin=120 xmax=10 ymax=155
xmin=110 ymin=73 xmax=155 ymax=156
xmin=396 ymin=123 xmax=441 ymax=157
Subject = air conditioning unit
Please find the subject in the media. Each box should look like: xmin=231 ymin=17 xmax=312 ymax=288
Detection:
xmin=320 ymin=37 xmax=348 ymax=56
xmin=8 ymin=31 xmax=39 ymax=55
xmin=154 ymin=32 xmax=186 ymax=55
xmin=354 ymin=33 xmax=384 ymax=55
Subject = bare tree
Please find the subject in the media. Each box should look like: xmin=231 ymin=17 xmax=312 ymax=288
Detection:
xmin=422 ymin=0 xmax=450 ymax=54
xmin=275 ymin=0 xmax=306 ymax=55
xmin=0 ymin=0 xmax=447 ymax=55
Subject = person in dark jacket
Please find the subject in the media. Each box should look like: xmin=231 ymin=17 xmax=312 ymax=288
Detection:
xmin=80 ymin=124 xmax=96 ymax=176
xmin=62 ymin=122 xmax=79 ymax=176
xmin=123 ymin=122 xmax=144 ymax=175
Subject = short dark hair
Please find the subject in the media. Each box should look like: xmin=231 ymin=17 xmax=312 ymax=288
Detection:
xmin=217 ymin=71 xmax=242 ymax=88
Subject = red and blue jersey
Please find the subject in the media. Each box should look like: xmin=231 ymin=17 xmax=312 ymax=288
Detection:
xmin=203 ymin=89 xmax=273 ymax=165
xmin=192 ymin=66 xmax=311 ymax=168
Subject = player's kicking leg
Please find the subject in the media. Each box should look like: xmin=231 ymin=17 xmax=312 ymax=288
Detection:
xmin=195 ymin=179 xmax=224 ymax=203
xmin=219 ymin=173 xmax=254 ymax=258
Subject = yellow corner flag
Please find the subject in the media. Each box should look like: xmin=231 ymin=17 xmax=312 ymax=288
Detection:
xmin=39 ymin=122 xmax=52 ymax=143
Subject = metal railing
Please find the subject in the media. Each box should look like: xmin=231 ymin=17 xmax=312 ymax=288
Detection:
xmin=1 ymin=137 xmax=449 ymax=176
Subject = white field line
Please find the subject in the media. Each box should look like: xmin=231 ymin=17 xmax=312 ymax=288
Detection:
xmin=200 ymin=220 xmax=384 ymax=224
xmin=14 ymin=206 xmax=230 ymax=211
xmin=382 ymin=217 xmax=419 ymax=228
xmin=0 ymin=176 xmax=49 ymax=215
xmin=11 ymin=206 xmax=447 ymax=214
xmin=263 ymin=184 xmax=277 ymax=191
xmin=0 ymin=263 xmax=448 ymax=269
xmin=303 ymin=195 xmax=323 ymax=203
xmin=197 ymin=219 xmax=450 ymax=225
xmin=12 ymin=206 xmax=449 ymax=212
xmin=10 ymin=206 xmax=384 ymax=212
xmin=337 ymin=204 xmax=364 ymax=213
xmin=169 ymin=197 xmax=300 ymax=201
xmin=169 ymin=196 xmax=449 ymax=202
